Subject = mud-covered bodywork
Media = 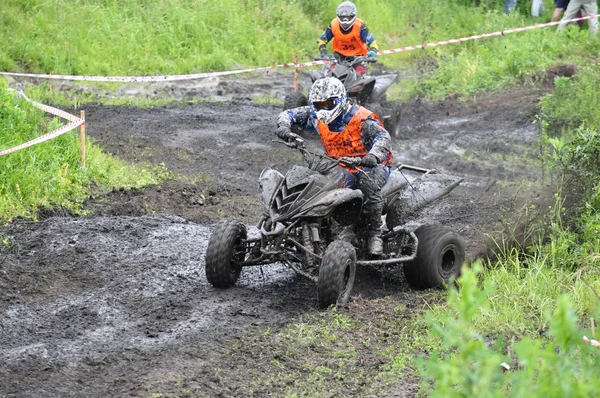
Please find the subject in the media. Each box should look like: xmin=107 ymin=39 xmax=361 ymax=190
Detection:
xmin=309 ymin=56 xmax=398 ymax=105
xmin=261 ymin=164 xmax=362 ymax=221
xmin=293 ymin=55 xmax=401 ymax=136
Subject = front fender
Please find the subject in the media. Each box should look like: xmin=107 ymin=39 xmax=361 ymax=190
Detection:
xmin=259 ymin=167 xmax=284 ymax=209
xmin=293 ymin=188 xmax=363 ymax=218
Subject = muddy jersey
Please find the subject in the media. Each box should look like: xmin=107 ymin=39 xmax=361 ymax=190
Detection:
xmin=276 ymin=104 xmax=392 ymax=168
xmin=331 ymin=18 xmax=368 ymax=56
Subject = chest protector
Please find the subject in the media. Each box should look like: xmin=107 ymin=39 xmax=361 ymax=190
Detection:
xmin=317 ymin=107 xmax=392 ymax=171
xmin=331 ymin=18 xmax=368 ymax=56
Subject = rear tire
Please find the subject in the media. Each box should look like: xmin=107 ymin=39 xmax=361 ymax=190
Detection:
xmin=364 ymin=103 xmax=384 ymax=123
xmin=317 ymin=241 xmax=357 ymax=308
xmin=404 ymin=225 xmax=465 ymax=289
xmin=283 ymin=92 xmax=308 ymax=110
xmin=383 ymin=102 xmax=402 ymax=138
xmin=205 ymin=220 xmax=247 ymax=287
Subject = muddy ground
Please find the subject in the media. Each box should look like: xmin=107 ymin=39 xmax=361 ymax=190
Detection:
xmin=0 ymin=70 xmax=557 ymax=397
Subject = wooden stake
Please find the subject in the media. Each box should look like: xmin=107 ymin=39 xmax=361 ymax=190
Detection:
xmin=80 ymin=110 xmax=86 ymax=168
xmin=592 ymin=318 xmax=596 ymax=337
xmin=294 ymin=51 xmax=299 ymax=92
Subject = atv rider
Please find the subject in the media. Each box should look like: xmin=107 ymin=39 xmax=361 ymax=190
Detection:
xmin=317 ymin=1 xmax=379 ymax=75
xmin=275 ymin=77 xmax=392 ymax=256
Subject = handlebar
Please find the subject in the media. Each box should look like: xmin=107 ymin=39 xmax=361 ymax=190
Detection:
xmin=313 ymin=54 xmax=377 ymax=65
xmin=273 ymin=137 xmax=370 ymax=178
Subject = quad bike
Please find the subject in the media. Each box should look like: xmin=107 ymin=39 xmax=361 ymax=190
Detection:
xmin=205 ymin=137 xmax=466 ymax=308
xmin=283 ymin=53 xmax=402 ymax=137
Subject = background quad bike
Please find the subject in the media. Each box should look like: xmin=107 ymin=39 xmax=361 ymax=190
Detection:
xmin=283 ymin=55 xmax=403 ymax=138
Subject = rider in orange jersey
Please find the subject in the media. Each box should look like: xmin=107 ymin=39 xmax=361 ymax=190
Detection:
xmin=317 ymin=1 xmax=379 ymax=74
xmin=275 ymin=77 xmax=392 ymax=256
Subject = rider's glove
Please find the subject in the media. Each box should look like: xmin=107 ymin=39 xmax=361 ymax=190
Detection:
xmin=360 ymin=153 xmax=379 ymax=168
xmin=276 ymin=126 xmax=303 ymax=148
xmin=319 ymin=46 xmax=328 ymax=59
xmin=338 ymin=156 xmax=362 ymax=168
xmin=367 ymin=49 xmax=378 ymax=58
xmin=276 ymin=125 xmax=294 ymax=141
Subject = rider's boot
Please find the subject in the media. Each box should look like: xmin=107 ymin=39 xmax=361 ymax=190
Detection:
xmin=368 ymin=233 xmax=384 ymax=256
xmin=365 ymin=211 xmax=384 ymax=256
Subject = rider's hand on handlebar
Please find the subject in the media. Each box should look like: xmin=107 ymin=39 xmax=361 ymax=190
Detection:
xmin=276 ymin=125 xmax=294 ymax=140
xmin=367 ymin=49 xmax=378 ymax=59
xmin=360 ymin=153 xmax=379 ymax=168
xmin=338 ymin=156 xmax=362 ymax=168
xmin=320 ymin=48 xmax=328 ymax=59
xmin=276 ymin=126 xmax=304 ymax=148
xmin=288 ymin=134 xmax=305 ymax=149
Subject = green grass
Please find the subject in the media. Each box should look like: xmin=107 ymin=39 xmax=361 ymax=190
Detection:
xmin=0 ymin=79 xmax=168 ymax=223
xmin=219 ymin=297 xmax=442 ymax=397
xmin=2 ymin=0 xmax=599 ymax=103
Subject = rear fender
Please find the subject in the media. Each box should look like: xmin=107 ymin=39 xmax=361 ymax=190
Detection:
xmin=371 ymin=74 xmax=398 ymax=102
xmin=293 ymin=188 xmax=363 ymax=219
xmin=384 ymin=173 xmax=463 ymax=216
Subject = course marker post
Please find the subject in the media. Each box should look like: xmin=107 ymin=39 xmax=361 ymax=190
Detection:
xmin=294 ymin=51 xmax=299 ymax=92
xmin=80 ymin=110 xmax=86 ymax=168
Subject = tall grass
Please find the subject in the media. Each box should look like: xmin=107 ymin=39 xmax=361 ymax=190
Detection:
xmin=2 ymin=0 xmax=598 ymax=101
xmin=420 ymin=264 xmax=600 ymax=397
xmin=1 ymin=0 xmax=600 ymax=394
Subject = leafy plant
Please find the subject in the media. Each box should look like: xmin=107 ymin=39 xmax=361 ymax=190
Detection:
xmin=420 ymin=263 xmax=600 ymax=397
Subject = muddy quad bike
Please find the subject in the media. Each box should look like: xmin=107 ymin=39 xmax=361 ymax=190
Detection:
xmin=205 ymin=137 xmax=465 ymax=308
xmin=283 ymin=54 xmax=402 ymax=137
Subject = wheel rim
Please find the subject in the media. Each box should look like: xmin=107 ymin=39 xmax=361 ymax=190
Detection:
xmin=440 ymin=244 xmax=459 ymax=275
xmin=338 ymin=259 xmax=352 ymax=302
xmin=230 ymin=237 xmax=245 ymax=275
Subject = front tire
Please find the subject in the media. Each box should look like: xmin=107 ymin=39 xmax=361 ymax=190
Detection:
xmin=317 ymin=241 xmax=357 ymax=308
xmin=205 ymin=220 xmax=247 ymax=287
xmin=404 ymin=225 xmax=465 ymax=289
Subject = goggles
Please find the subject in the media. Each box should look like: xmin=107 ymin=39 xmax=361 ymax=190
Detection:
xmin=312 ymin=98 xmax=338 ymax=111
xmin=338 ymin=15 xmax=355 ymax=23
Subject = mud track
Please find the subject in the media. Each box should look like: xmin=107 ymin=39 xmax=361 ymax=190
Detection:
xmin=0 ymin=72 xmax=553 ymax=397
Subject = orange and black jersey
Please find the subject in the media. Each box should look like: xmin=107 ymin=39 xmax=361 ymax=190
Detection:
xmin=317 ymin=18 xmax=378 ymax=56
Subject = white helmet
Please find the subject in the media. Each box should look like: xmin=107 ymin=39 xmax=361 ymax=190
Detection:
xmin=336 ymin=1 xmax=357 ymax=31
xmin=309 ymin=77 xmax=348 ymax=125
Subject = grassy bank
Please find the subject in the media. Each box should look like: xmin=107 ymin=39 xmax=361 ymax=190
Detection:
xmin=0 ymin=79 xmax=168 ymax=222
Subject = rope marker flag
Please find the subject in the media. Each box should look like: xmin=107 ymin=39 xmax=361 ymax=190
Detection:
xmin=0 ymin=85 xmax=85 ymax=158
xmin=583 ymin=336 xmax=600 ymax=347
xmin=0 ymin=14 xmax=597 ymax=83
